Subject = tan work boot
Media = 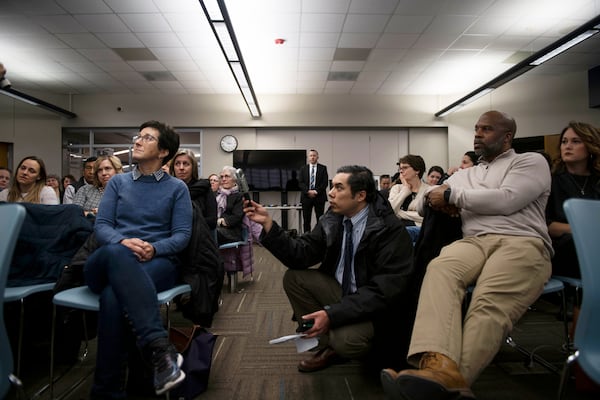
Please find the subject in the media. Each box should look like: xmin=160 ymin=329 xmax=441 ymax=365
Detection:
xmin=397 ymin=352 xmax=473 ymax=397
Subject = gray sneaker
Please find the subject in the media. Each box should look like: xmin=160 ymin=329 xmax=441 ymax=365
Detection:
xmin=151 ymin=342 xmax=185 ymax=395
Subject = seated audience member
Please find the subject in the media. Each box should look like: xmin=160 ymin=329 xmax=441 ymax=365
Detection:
xmin=170 ymin=149 xmax=217 ymax=230
xmin=46 ymin=174 xmax=61 ymax=200
xmin=388 ymin=155 xmax=429 ymax=242
xmin=84 ymin=121 xmax=192 ymax=398
xmin=546 ymin=121 xmax=600 ymax=278
xmin=208 ymin=173 xmax=220 ymax=194
xmin=215 ymin=166 xmax=244 ymax=245
xmin=161 ymin=159 xmax=171 ymax=174
xmin=244 ymin=165 xmax=415 ymax=372
xmin=441 ymin=151 xmax=479 ymax=183
xmin=64 ymin=156 xmax=97 ymax=204
xmin=426 ymin=166 xmax=444 ymax=186
xmin=379 ymin=174 xmax=392 ymax=199
xmin=73 ymin=155 xmax=123 ymax=216
xmin=381 ymin=110 xmax=552 ymax=400
xmin=0 ymin=166 xmax=12 ymax=191
xmin=61 ymin=174 xmax=76 ymax=203
xmin=0 ymin=156 xmax=59 ymax=204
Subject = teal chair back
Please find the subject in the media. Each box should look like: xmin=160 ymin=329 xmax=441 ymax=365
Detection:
xmin=563 ymin=198 xmax=600 ymax=384
xmin=0 ymin=203 xmax=27 ymax=398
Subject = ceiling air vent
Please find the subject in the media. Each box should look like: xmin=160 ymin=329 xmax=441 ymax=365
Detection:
xmin=327 ymin=71 xmax=360 ymax=81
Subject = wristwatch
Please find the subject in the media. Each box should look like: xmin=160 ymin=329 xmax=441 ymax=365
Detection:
xmin=444 ymin=188 xmax=451 ymax=203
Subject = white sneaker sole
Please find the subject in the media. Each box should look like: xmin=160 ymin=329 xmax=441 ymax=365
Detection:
xmin=155 ymin=353 xmax=186 ymax=396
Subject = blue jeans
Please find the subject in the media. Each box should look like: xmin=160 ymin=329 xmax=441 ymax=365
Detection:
xmin=84 ymin=243 xmax=177 ymax=399
xmin=405 ymin=225 xmax=421 ymax=244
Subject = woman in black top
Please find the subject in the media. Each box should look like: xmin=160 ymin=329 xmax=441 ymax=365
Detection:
xmin=546 ymin=121 xmax=600 ymax=278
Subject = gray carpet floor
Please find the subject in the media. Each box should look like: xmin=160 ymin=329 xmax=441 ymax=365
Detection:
xmin=6 ymin=245 xmax=598 ymax=400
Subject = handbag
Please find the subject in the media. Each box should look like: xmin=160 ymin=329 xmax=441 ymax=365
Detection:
xmin=169 ymin=325 xmax=217 ymax=400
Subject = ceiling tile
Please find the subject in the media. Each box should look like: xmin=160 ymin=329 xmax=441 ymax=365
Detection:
xmin=32 ymin=15 xmax=86 ymax=33
xmin=96 ymin=33 xmax=145 ymax=48
xmin=56 ymin=0 xmax=113 ymax=14
xmin=339 ymin=33 xmax=379 ymax=47
xmin=301 ymin=13 xmax=345 ymax=33
xmin=103 ymin=0 xmax=159 ymax=13
xmin=136 ymin=32 xmax=183 ymax=47
xmin=119 ymin=13 xmax=172 ymax=33
xmin=75 ymin=14 xmax=130 ymax=33
xmin=385 ymin=15 xmax=434 ymax=34
xmin=56 ymin=33 xmax=107 ymax=48
xmin=343 ymin=14 xmax=389 ymax=33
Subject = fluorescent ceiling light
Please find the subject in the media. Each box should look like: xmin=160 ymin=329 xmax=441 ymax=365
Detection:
xmin=436 ymin=15 xmax=600 ymax=118
xmin=0 ymin=87 xmax=77 ymax=118
xmin=0 ymin=89 xmax=38 ymax=105
xmin=530 ymin=30 xmax=599 ymax=66
xmin=201 ymin=0 xmax=224 ymax=20
xmin=199 ymin=0 xmax=262 ymax=118
xmin=214 ymin=22 xmax=239 ymax=61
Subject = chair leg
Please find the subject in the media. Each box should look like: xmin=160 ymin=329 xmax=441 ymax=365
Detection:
xmin=558 ymin=288 xmax=571 ymax=352
xmin=558 ymin=350 xmax=579 ymax=400
xmin=228 ymin=272 xmax=237 ymax=293
xmin=16 ymin=298 xmax=25 ymax=379
xmin=49 ymin=304 xmax=57 ymax=399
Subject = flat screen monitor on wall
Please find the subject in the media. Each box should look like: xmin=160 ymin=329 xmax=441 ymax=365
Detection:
xmin=233 ymin=150 xmax=306 ymax=191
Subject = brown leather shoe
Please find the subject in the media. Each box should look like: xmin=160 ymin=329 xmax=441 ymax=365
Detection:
xmin=297 ymin=347 xmax=340 ymax=373
xmin=396 ymin=352 xmax=474 ymax=398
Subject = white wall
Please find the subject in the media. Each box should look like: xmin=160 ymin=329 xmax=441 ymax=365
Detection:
xmin=1 ymin=69 xmax=598 ymax=178
xmin=443 ymin=70 xmax=600 ymax=167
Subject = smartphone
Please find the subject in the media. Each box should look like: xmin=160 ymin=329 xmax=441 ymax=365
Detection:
xmin=297 ymin=318 xmax=314 ymax=332
xmin=235 ymin=168 xmax=251 ymax=201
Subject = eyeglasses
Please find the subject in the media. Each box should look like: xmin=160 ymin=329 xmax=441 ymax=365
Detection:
xmin=220 ymin=175 xmax=232 ymax=179
xmin=399 ymin=165 xmax=412 ymax=171
xmin=132 ymin=134 xmax=158 ymax=143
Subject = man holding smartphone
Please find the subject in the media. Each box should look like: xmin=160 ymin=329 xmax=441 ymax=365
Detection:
xmin=244 ymin=165 xmax=415 ymax=373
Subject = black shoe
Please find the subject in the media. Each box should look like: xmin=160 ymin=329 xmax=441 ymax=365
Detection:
xmin=149 ymin=339 xmax=186 ymax=395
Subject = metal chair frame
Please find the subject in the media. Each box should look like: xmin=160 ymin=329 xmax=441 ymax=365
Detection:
xmin=49 ymin=283 xmax=191 ymax=399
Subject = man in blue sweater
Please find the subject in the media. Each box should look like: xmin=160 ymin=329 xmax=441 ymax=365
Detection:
xmin=84 ymin=120 xmax=192 ymax=398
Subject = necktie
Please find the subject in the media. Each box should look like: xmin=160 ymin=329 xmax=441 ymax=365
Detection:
xmin=342 ymin=219 xmax=354 ymax=295
xmin=310 ymin=165 xmax=315 ymax=190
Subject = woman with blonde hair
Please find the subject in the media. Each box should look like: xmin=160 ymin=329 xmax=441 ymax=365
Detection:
xmin=0 ymin=156 xmax=58 ymax=204
xmin=73 ymin=155 xmax=123 ymax=216
xmin=546 ymin=121 xmax=600 ymax=278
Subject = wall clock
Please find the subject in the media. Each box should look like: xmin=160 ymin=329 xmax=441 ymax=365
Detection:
xmin=220 ymin=135 xmax=238 ymax=153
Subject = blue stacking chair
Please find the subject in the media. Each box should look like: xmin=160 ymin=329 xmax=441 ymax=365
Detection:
xmin=4 ymin=282 xmax=56 ymax=378
xmin=49 ymin=283 xmax=192 ymax=398
xmin=558 ymin=198 xmax=600 ymax=398
xmin=0 ymin=204 xmax=27 ymax=399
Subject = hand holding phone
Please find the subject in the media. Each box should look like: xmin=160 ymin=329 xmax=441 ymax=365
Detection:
xmin=297 ymin=318 xmax=315 ymax=333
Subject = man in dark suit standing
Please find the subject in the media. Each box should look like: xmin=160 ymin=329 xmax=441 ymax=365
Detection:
xmin=298 ymin=149 xmax=329 ymax=233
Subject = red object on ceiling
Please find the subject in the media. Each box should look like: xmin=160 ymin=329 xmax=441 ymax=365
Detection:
xmin=274 ymin=38 xmax=285 ymax=45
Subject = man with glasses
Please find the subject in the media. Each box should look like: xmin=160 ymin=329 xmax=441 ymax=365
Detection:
xmin=84 ymin=120 xmax=192 ymax=398
xmin=244 ymin=166 xmax=415 ymax=375
xmin=381 ymin=111 xmax=553 ymax=400
xmin=63 ymin=156 xmax=97 ymax=204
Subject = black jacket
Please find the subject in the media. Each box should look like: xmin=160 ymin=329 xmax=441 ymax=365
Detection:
xmin=216 ymin=191 xmax=244 ymax=244
xmin=188 ymin=178 xmax=218 ymax=230
xmin=179 ymin=201 xmax=224 ymax=327
xmin=260 ymin=193 xmax=416 ymax=369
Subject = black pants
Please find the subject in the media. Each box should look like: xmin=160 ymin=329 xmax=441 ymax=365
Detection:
xmin=301 ymin=196 xmax=325 ymax=233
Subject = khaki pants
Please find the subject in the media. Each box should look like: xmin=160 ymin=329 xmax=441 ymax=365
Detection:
xmin=408 ymin=234 xmax=551 ymax=384
xmin=283 ymin=269 xmax=374 ymax=359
